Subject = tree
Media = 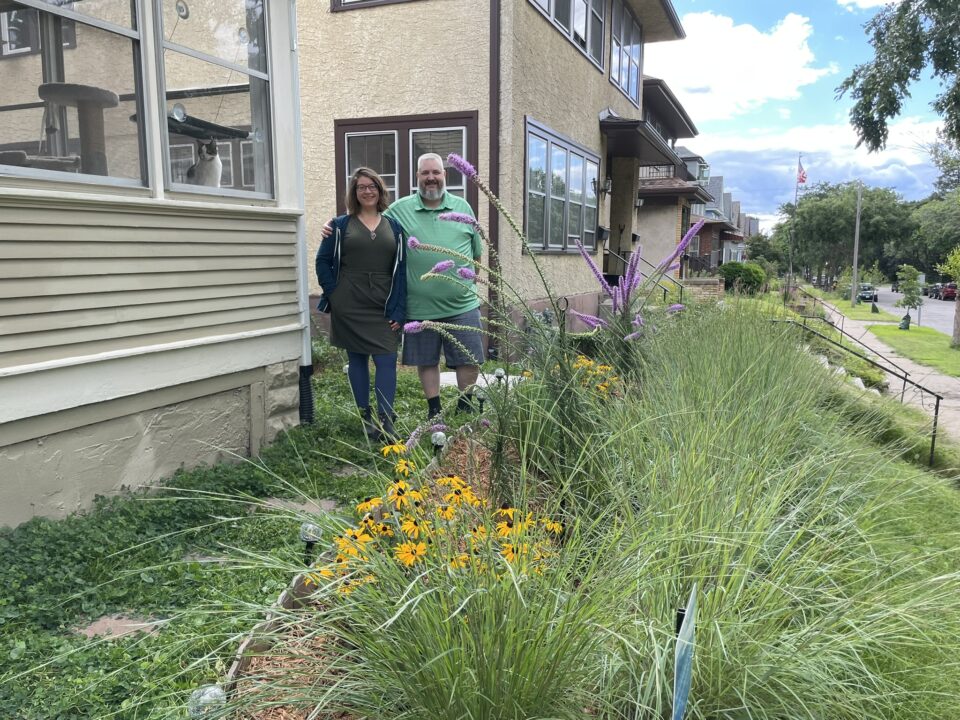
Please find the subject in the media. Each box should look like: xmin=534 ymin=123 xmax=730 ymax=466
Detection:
xmin=745 ymin=232 xmax=785 ymax=274
xmin=838 ymin=0 xmax=960 ymax=151
xmin=936 ymin=247 xmax=960 ymax=347
xmin=895 ymin=264 xmax=923 ymax=327
xmin=929 ymin=131 xmax=960 ymax=195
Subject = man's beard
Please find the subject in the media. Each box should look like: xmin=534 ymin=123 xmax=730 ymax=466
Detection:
xmin=419 ymin=181 xmax=444 ymax=200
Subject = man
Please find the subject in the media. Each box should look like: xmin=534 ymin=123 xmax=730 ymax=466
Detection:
xmin=323 ymin=153 xmax=484 ymax=419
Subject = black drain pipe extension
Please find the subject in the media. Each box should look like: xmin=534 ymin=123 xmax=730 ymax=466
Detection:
xmin=299 ymin=364 xmax=315 ymax=425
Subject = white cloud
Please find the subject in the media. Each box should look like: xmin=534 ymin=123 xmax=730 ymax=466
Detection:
xmin=836 ymin=0 xmax=903 ymax=10
xmin=644 ymin=12 xmax=837 ymax=122
xmin=778 ymin=108 xmax=792 ymax=120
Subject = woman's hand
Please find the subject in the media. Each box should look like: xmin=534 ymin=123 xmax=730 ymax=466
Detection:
xmin=388 ymin=321 xmax=400 ymax=331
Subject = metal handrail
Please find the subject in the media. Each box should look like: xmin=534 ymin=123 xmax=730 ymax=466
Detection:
xmin=604 ymin=248 xmax=673 ymax=304
xmin=773 ymin=319 xmax=943 ymax=465
xmin=635 ymin=253 xmax=686 ymax=304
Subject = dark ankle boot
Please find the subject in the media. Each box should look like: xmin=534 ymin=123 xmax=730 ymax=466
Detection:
xmin=378 ymin=412 xmax=397 ymax=441
xmin=361 ymin=407 xmax=380 ymax=441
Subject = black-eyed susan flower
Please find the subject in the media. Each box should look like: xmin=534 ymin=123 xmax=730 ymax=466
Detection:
xmin=377 ymin=522 xmax=394 ymax=537
xmin=437 ymin=474 xmax=466 ymax=488
xmin=500 ymin=542 xmax=528 ymax=563
xmin=381 ymin=443 xmax=407 ymax=457
xmin=400 ymin=515 xmax=423 ymax=538
xmin=436 ymin=504 xmax=457 ymax=521
xmin=496 ymin=518 xmax=516 ymax=537
xmin=450 ymin=553 xmax=470 ymax=569
xmin=356 ymin=496 xmax=383 ymax=514
xmin=387 ymin=481 xmax=423 ymax=510
xmin=542 ymin=518 xmax=564 ymax=536
xmin=393 ymin=458 xmax=416 ymax=477
xmin=394 ymin=541 xmax=428 ymax=566
xmin=471 ymin=524 xmax=487 ymax=542
xmin=496 ymin=506 xmax=516 ymax=520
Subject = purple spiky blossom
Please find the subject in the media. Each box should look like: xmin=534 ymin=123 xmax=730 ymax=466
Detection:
xmin=404 ymin=321 xmax=426 ymax=334
xmin=667 ymin=263 xmax=680 ymax=272
xmin=457 ymin=267 xmax=477 ymax=280
xmin=439 ymin=211 xmax=480 ymax=229
xmin=447 ymin=153 xmax=477 ymax=179
xmin=632 ymin=313 xmax=644 ymax=327
xmin=480 ymin=418 xmax=492 ymax=428
xmin=576 ymin=238 xmax=615 ymax=301
xmin=407 ymin=236 xmax=421 ymax=249
xmin=429 ymin=423 xmax=448 ymax=433
xmin=667 ymin=304 xmax=685 ymax=314
xmin=570 ymin=310 xmax=608 ymax=329
xmin=659 ymin=219 xmax=706 ymax=269
xmin=623 ymin=331 xmax=642 ymax=341
xmin=430 ymin=260 xmax=456 ymax=274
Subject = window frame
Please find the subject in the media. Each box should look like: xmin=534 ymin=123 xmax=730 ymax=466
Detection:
xmin=344 ymin=129 xmax=399 ymax=203
xmin=408 ymin=126 xmax=468 ymax=199
xmin=154 ymin=0 xmax=276 ymax=200
xmin=524 ymin=117 xmax=601 ymax=254
xmin=0 ymin=0 xmax=147 ymax=189
xmin=527 ymin=0 xmax=605 ymax=71
xmin=331 ymin=0 xmax=424 ymax=11
xmin=0 ymin=6 xmax=76 ymax=58
xmin=610 ymin=0 xmax=641 ymax=107
xmin=333 ymin=111 xmax=479 ymax=216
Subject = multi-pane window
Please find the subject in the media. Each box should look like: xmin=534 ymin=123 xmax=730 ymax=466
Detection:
xmin=159 ymin=0 xmax=273 ymax=195
xmin=334 ymin=113 xmax=478 ymax=214
xmin=529 ymin=0 xmax=604 ymax=68
xmin=0 ymin=7 xmax=75 ymax=58
xmin=611 ymin=0 xmax=641 ymax=105
xmin=0 ymin=1 xmax=145 ymax=183
xmin=526 ymin=121 xmax=599 ymax=251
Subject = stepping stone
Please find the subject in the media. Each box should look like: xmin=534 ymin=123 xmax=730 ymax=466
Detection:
xmin=261 ymin=498 xmax=338 ymax=514
xmin=75 ymin=615 xmax=160 ymax=639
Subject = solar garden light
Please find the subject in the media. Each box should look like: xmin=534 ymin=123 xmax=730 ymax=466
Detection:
xmin=431 ymin=431 xmax=447 ymax=457
xmin=299 ymin=521 xmax=322 ymax=567
xmin=475 ymin=387 xmax=486 ymax=413
xmin=494 ymin=367 xmax=506 ymax=384
xmin=343 ymin=363 xmax=350 ymax=374
xmin=187 ymin=684 xmax=226 ymax=718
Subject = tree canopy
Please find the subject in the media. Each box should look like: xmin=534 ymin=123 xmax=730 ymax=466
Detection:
xmin=838 ymin=0 xmax=960 ymax=151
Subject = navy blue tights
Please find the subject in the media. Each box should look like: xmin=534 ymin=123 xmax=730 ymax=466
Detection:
xmin=346 ymin=351 xmax=397 ymax=417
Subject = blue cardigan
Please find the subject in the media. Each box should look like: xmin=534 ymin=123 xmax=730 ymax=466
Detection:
xmin=315 ymin=214 xmax=407 ymax=325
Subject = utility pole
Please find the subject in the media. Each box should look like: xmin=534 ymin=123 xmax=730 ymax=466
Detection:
xmin=849 ymin=180 xmax=863 ymax=308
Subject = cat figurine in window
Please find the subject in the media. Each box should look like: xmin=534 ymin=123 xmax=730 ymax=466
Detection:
xmin=186 ymin=139 xmax=222 ymax=188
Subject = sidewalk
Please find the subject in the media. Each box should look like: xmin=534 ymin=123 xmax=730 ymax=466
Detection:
xmin=816 ymin=299 xmax=960 ymax=444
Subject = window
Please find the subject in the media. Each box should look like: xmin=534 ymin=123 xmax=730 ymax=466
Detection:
xmin=529 ymin=0 xmax=604 ymax=68
xmin=688 ymin=235 xmax=700 ymax=255
xmin=611 ymin=0 xmax=641 ymax=105
xmin=0 ymin=2 xmax=145 ymax=183
xmin=331 ymin=0 xmax=423 ymax=10
xmin=159 ymin=0 xmax=273 ymax=195
xmin=334 ymin=112 xmax=479 ymax=214
xmin=1 ymin=7 xmax=75 ymax=58
xmin=526 ymin=119 xmax=599 ymax=251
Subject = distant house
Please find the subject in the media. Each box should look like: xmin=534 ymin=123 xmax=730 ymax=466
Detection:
xmin=298 ymin=0 xmax=691 ymax=330
xmin=0 ymin=1 xmax=310 ymax=526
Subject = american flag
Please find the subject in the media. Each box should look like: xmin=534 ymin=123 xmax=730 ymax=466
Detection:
xmin=797 ymin=160 xmax=807 ymax=185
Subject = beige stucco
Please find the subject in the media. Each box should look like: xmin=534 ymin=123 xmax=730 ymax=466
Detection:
xmin=636 ymin=198 xmax=682 ymax=271
xmin=0 ymin=359 xmax=299 ymax=527
xmin=297 ymin=0 xmax=491 ymax=294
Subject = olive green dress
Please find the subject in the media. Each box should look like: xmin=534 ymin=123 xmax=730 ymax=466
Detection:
xmin=329 ymin=216 xmax=399 ymax=355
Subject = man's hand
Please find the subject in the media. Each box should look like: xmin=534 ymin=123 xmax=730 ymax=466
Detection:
xmin=321 ymin=218 xmax=334 ymax=239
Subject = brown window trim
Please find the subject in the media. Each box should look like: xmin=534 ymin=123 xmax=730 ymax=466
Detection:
xmin=334 ymin=111 xmax=480 ymax=216
xmin=331 ymin=0 xmax=423 ymax=11
xmin=609 ymin=0 xmax=642 ymax=108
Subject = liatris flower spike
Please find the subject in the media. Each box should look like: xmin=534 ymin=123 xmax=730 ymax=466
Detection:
xmin=667 ymin=304 xmax=685 ymax=314
xmin=457 ymin=267 xmax=477 ymax=281
xmin=404 ymin=321 xmax=426 ymax=334
xmin=623 ymin=331 xmax=642 ymax=341
xmin=632 ymin=313 xmax=644 ymax=327
xmin=431 ymin=260 xmax=456 ymax=274
xmin=438 ymin=211 xmax=480 ymax=228
xmin=570 ymin=310 xmax=608 ymax=329
xmin=446 ymin=153 xmax=477 ymax=179
xmin=407 ymin=236 xmax=421 ymax=249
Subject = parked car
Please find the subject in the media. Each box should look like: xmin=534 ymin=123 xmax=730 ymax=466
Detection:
xmin=942 ymin=282 xmax=957 ymax=301
xmin=890 ymin=280 xmax=900 ymax=292
xmin=857 ymin=283 xmax=879 ymax=302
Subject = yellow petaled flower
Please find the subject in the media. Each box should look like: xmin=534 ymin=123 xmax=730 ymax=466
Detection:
xmin=437 ymin=475 xmax=466 ymax=488
xmin=401 ymin=515 xmax=423 ymax=538
xmin=345 ymin=528 xmax=374 ymax=545
xmin=542 ymin=518 xmax=564 ymax=536
xmin=394 ymin=458 xmax=416 ymax=477
xmin=596 ymin=382 xmax=609 ymax=394
xmin=522 ymin=370 xmax=533 ymax=378
xmin=356 ymin=496 xmax=383 ymax=514
xmin=496 ymin=506 xmax=516 ymax=520
xmin=573 ymin=355 xmax=595 ymax=369
xmin=471 ymin=524 xmax=487 ymax=542
xmin=319 ymin=567 xmax=336 ymax=578
xmin=444 ymin=487 xmax=468 ymax=506
xmin=381 ymin=443 xmax=407 ymax=457
xmin=500 ymin=542 xmax=528 ymax=563
xmin=338 ymin=578 xmax=356 ymax=595
xmin=496 ymin=519 xmax=515 ymax=537
xmin=596 ymin=364 xmax=613 ymax=373
xmin=387 ymin=481 xmax=422 ymax=510
xmin=335 ymin=536 xmax=360 ymax=557
xmin=394 ymin=541 xmax=428 ymax=567
xmin=450 ymin=553 xmax=470 ymax=569
xmin=437 ymin=504 xmax=457 ymax=521
xmin=377 ymin=522 xmax=394 ymax=537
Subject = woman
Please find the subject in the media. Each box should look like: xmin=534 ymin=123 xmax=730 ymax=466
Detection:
xmin=316 ymin=168 xmax=406 ymax=440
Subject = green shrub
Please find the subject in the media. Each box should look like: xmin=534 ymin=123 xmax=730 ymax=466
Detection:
xmin=718 ymin=261 xmax=766 ymax=293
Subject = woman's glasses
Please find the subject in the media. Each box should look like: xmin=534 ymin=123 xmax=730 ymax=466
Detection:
xmin=356 ymin=183 xmax=379 ymax=194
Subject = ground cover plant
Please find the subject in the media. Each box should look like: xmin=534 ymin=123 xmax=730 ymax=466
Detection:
xmin=869 ymin=324 xmax=960 ymax=376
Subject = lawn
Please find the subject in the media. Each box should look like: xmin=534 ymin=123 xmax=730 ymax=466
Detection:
xmin=804 ymin=286 xmax=900 ymax=322
xmin=869 ymin=324 xmax=960 ymax=376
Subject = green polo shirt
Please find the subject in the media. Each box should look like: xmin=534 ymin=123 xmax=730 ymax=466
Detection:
xmin=386 ymin=191 xmax=484 ymax=320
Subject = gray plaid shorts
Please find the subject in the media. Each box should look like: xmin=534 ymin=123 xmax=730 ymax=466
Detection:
xmin=402 ymin=308 xmax=486 ymax=368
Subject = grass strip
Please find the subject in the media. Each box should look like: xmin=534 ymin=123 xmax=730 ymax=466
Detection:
xmin=868 ymin=324 xmax=960 ymax=376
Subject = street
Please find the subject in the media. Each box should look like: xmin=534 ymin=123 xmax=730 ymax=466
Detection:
xmin=875 ymin=285 xmax=956 ymax=336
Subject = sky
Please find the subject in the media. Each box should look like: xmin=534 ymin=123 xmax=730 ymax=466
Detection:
xmin=644 ymin=0 xmax=942 ymax=233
